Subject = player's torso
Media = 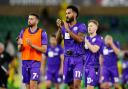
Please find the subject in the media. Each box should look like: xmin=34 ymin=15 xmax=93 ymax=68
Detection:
xmin=21 ymin=28 xmax=42 ymax=61
xmin=102 ymin=45 xmax=118 ymax=67
xmin=61 ymin=23 xmax=86 ymax=56
xmin=84 ymin=35 xmax=102 ymax=67
xmin=22 ymin=28 xmax=42 ymax=47
xmin=46 ymin=45 xmax=61 ymax=68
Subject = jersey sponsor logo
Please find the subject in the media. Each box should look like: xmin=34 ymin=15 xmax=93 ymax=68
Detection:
xmin=73 ymin=27 xmax=78 ymax=31
xmin=55 ymin=47 xmax=59 ymax=52
xmin=65 ymin=32 xmax=70 ymax=39
xmin=92 ymin=38 xmax=96 ymax=43
xmin=109 ymin=49 xmax=114 ymax=53
xmin=103 ymin=47 xmax=114 ymax=55
xmin=54 ymin=53 xmax=58 ymax=56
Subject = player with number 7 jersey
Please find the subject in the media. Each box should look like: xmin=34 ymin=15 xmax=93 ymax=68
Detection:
xmin=17 ymin=13 xmax=48 ymax=89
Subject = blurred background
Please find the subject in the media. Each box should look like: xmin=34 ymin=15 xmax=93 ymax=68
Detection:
xmin=0 ymin=0 xmax=128 ymax=89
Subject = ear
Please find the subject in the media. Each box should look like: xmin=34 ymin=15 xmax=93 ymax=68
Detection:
xmin=74 ymin=12 xmax=77 ymax=18
xmin=36 ymin=19 xmax=39 ymax=24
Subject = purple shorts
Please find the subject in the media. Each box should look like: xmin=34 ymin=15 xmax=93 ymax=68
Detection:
xmin=45 ymin=70 xmax=62 ymax=83
xmin=101 ymin=66 xmax=119 ymax=83
xmin=84 ymin=66 xmax=100 ymax=87
xmin=22 ymin=60 xmax=41 ymax=84
xmin=63 ymin=55 xmax=84 ymax=84
xmin=122 ymin=68 xmax=128 ymax=84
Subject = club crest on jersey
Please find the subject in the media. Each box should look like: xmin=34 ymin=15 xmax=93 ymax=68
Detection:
xmin=92 ymin=38 xmax=96 ymax=42
xmin=73 ymin=27 xmax=78 ymax=31
xmin=55 ymin=47 xmax=59 ymax=52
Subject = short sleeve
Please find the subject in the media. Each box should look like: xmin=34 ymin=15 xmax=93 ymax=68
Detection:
xmin=41 ymin=31 xmax=48 ymax=45
xmin=100 ymin=42 xmax=105 ymax=55
xmin=45 ymin=49 xmax=48 ymax=56
xmin=93 ymin=37 xmax=103 ymax=47
xmin=78 ymin=23 xmax=87 ymax=34
xmin=18 ymin=29 xmax=24 ymax=38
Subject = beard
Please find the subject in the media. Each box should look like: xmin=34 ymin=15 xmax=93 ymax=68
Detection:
xmin=28 ymin=22 xmax=35 ymax=27
xmin=66 ymin=16 xmax=74 ymax=23
xmin=28 ymin=24 xmax=33 ymax=27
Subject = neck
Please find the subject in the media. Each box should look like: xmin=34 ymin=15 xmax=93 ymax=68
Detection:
xmin=51 ymin=44 xmax=57 ymax=47
xmin=68 ymin=20 xmax=77 ymax=27
xmin=30 ymin=25 xmax=38 ymax=32
xmin=90 ymin=32 xmax=97 ymax=38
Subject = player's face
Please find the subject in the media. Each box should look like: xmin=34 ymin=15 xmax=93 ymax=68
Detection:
xmin=104 ymin=35 xmax=110 ymax=45
xmin=50 ymin=37 xmax=57 ymax=46
xmin=66 ymin=9 xmax=75 ymax=23
xmin=28 ymin=15 xmax=38 ymax=27
xmin=88 ymin=22 xmax=98 ymax=34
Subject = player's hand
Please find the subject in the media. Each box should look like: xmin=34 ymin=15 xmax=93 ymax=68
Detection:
xmin=26 ymin=39 xmax=32 ymax=46
xmin=105 ymin=35 xmax=113 ymax=45
xmin=84 ymin=37 xmax=89 ymax=49
xmin=85 ymin=37 xmax=89 ymax=43
xmin=17 ymin=38 xmax=23 ymax=45
xmin=56 ymin=19 xmax=63 ymax=29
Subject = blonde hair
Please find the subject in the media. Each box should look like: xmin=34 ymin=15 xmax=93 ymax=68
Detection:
xmin=88 ymin=19 xmax=99 ymax=26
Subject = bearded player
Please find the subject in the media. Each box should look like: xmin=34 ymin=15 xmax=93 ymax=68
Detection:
xmin=17 ymin=13 xmax=47 ymax=89
xmin=56 ymin=5 xmax=87 ymax=89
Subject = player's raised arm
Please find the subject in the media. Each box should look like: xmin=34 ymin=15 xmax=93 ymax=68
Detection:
xmin=17 ymin=29 xmax=25 ymax=52
xmin=63 ymin=21 xmax=86 ymax=43
xmin=56 ymin=19 xmax=63 ymax=44
xmin=105 ymin=35 xmax=120 ymax=55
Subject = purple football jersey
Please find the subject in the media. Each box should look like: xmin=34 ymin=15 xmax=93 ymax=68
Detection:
xmin=61 ymin=23 xmax=87 ymax=56
xmin=19 ymin=28 xmax=48 ymax=45
xmin=101 ymin=41 xmax=120 ymax=67
xmin=45 ymin=45 xmax=63 ymax=72
xmin=84 ymin=35 xmax=103 ymax=67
